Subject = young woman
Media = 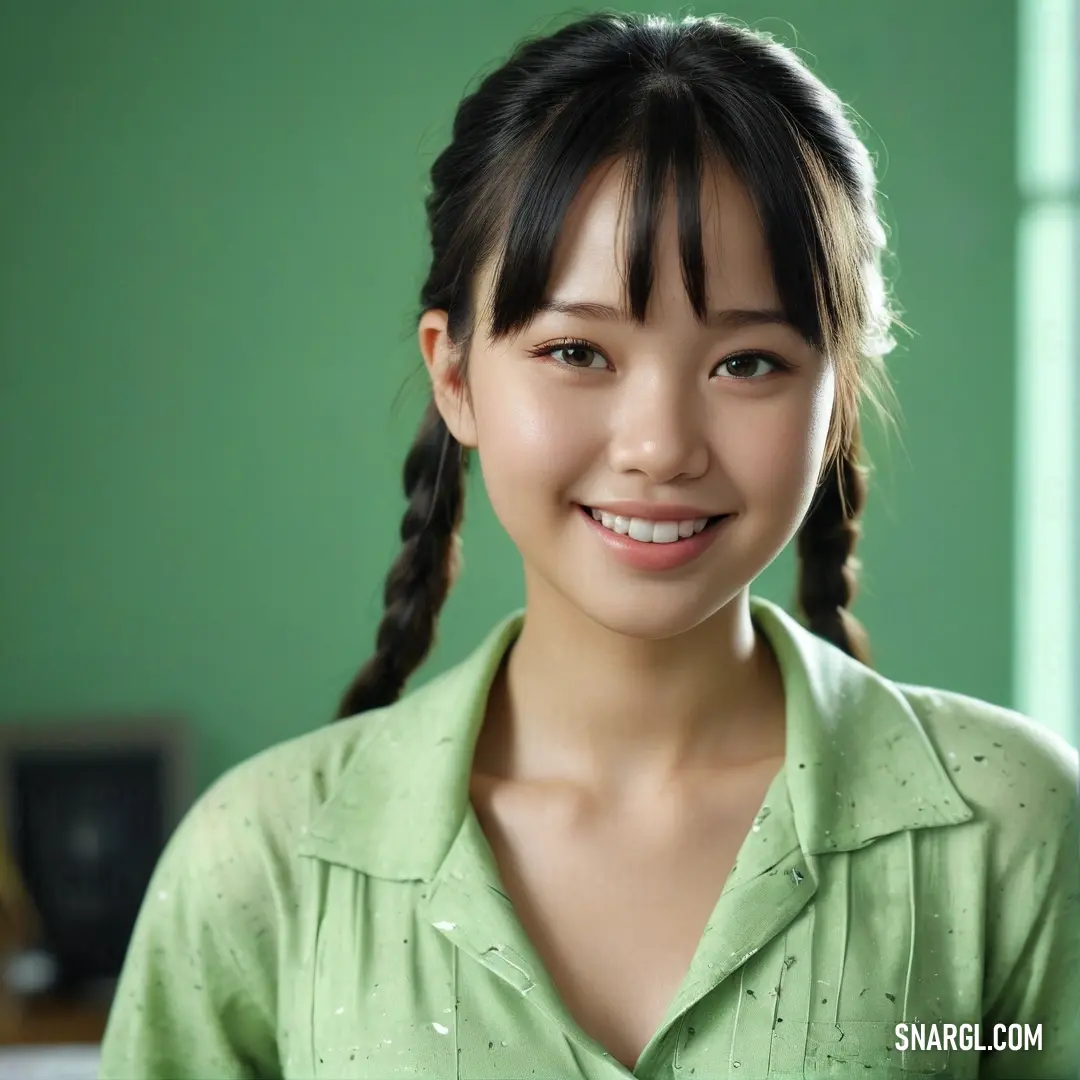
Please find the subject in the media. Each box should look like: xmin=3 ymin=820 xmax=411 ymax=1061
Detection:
xmin=100 ymin=12 xmax=1079 ymax=1079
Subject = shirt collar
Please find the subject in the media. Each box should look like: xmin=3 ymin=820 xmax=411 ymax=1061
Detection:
xmin=298 ymin=597 xmax=972 ymax=879
xmin=750 ymin=599 xmax=973 ymax=854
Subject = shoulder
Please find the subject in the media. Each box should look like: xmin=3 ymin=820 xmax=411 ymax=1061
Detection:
xmin=172 ymin=710 xmax=391 ymax=882
xmin=171 ymin=629 xmax=505 ymax=893
xmin=897 ymin=684 xmax=1077 ymax=811
xmin=896 ymin=683 xmax=1078 ymax=861
xmin=892 ymin=689 xmax=1080 ymax=1038
xmin=103 ymin=715 xmax=398 ymax=1078
xmin=119 ymin=713 xmax=397 ymax=1000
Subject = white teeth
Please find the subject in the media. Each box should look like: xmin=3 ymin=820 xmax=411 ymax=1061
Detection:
xmin=632 ymin=518 xmax=677 ymax=543
xmin=597 ymin=511 xmax=631 ymax=534
xmin=590 ymin=508 xmax=712 ymax=543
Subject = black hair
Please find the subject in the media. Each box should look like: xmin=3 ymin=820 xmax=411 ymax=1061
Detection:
xmin=336 ymin=10 xmax=899 ymax=718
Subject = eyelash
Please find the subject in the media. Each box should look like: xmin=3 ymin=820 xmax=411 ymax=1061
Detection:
xmin=525 ymin=337 xmax=792 ymax=379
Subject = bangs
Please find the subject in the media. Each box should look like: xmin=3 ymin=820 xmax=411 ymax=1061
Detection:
xmin=480 ymin=72 xmax=838 ymax=354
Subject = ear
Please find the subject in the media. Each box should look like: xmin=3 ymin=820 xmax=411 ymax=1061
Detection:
xmin=418 ymin=310 xmax=478 ymax=449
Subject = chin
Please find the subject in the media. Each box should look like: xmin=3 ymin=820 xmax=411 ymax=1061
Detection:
xmin=558 ymin=579 xmax=746 ymax=643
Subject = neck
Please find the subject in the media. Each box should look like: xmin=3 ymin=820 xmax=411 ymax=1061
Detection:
xmin=475 ymin=585 xmax=786 ymax=794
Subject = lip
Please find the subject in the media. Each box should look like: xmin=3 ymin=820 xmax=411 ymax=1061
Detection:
xmin=581 ymin=500 xmax=725 ymax=521
xmin=577 ymin=503 xmax=731 ymax=572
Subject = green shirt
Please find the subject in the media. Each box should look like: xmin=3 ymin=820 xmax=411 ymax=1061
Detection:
xmin=100 ymin=597 xmax=1080 ymax=1080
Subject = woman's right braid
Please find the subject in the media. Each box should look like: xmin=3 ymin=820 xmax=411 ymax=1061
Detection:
xmin=334 ymin=399 xmax=465 ymax=719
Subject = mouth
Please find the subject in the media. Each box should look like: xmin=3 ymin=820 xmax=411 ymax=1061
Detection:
xmin=577 ymin=504 xmax=730 ymax=544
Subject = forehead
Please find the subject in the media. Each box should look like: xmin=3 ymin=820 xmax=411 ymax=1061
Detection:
xmin=525 ymin=157 xmax=778 ymax=318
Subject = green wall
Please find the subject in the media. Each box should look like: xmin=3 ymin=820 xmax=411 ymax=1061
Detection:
xmin=0 ymin=2 xmax=1018 ymax=795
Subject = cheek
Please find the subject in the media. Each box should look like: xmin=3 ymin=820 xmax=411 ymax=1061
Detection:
xmin=719 ymin=374 xmax=836 ymax=500
xmin=806 ymin=367 xmax=838 ymax=461
xmin=470 ymin=369 xmax=596 ymax=506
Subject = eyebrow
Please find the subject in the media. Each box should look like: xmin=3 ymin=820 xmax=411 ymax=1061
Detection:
xmin=538 ymin=299 xmax=798 ymax=333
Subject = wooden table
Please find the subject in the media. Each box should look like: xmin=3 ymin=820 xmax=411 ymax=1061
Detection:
xmin=1 ymin=994 xmax=110 ymax=1046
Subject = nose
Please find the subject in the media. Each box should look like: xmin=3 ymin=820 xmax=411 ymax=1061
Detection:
xmin=606 ymin=374 xmax=710 ymax=482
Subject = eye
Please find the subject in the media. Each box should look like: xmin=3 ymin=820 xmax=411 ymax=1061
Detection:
xmin=715 ymin=352 xmax=786 ymax=379
xmin=527 ymin=340 xmax=791 ymax=378
xmin=527 ymin=338 xmax=609 ymax=370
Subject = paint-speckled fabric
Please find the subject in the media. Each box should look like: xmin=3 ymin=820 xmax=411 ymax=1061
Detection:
xmin=99 ymin=597 xmax=1079 ymax=1080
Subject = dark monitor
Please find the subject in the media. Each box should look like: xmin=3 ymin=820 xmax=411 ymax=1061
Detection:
xmin=0 ymin=717 xmax=192 ymax=994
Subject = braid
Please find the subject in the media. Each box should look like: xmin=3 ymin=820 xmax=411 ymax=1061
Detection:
xmin=335 ymin=399 xmax=466 ymax=719
xmin=795 ymin=423 xmax=872 ymax=666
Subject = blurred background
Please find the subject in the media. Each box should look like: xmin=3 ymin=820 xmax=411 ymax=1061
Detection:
xmin=0 ymin=0 xmax=1076 ymax=1070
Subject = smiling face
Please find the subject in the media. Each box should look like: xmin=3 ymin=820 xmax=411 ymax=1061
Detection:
xmin=421 ymin=156 xmax=836 ymax=641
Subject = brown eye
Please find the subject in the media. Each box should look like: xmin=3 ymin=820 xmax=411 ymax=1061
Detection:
xmin=527 ymin=337 xmax=609 ymax=370
xmin=717 ymin=353 xmax=782 ymax=379
xmin=550 ymin=343 xmax=604 ymax=368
